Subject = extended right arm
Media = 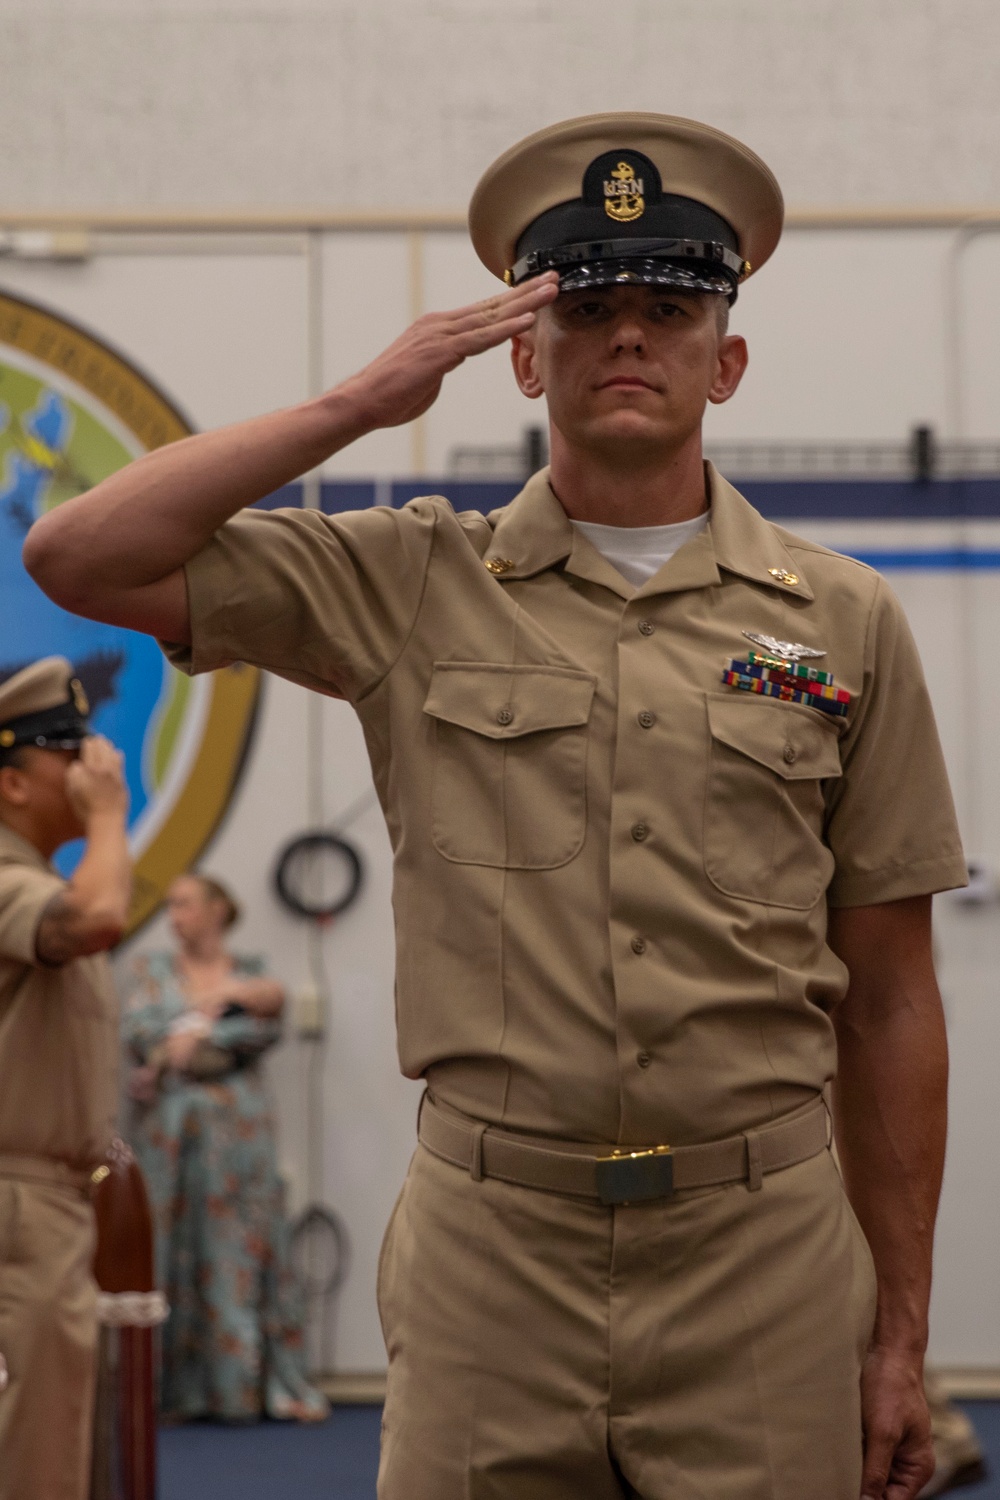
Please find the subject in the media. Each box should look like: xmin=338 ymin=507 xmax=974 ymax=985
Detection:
xmin=23 ymin=276 xmax=558 ymax=645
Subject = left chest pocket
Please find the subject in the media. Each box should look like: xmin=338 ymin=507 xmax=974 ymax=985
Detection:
xmin=704 ymin=694 xmax=843 ymax=909
xmin=423 ymin=662 xmax=596 ymax=869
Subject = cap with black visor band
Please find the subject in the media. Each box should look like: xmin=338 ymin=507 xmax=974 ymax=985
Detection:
xmin=468 ymin=111 xmax=784 ymax=305
xmin=0 ymin=657 xmax=91 ymax=763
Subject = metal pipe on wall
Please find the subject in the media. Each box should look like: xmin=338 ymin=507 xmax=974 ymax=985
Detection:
xmin=407 ymin=230 xmax=427 ymax=475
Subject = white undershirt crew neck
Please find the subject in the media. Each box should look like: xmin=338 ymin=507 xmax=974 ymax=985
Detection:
xmin=571 ymin=510 xmax=710 ymax=587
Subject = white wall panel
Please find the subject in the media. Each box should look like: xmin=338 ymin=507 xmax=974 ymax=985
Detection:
xmin=319 ymin=233 xmax=415 ymax=479
xmin=126 ymin=678 xmax=419 ymax=1373
xmin=0 ymin=252 xmax=309 ymax=427
xmin=5 ymin=2 xmax=1000 ymax=212
xmin=705 ymin=230 xmax=953 ymax=442
xmin=421 ymin=234 xmax=540 ymax=475
xmin=952 ymin=230 xmax=1000 ymax=440
xmin=5 ymin=223 xmax=1000 ymax=1370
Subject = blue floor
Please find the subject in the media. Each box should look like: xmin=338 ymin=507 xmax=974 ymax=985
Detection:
xmin=960 ymin=1403 xmax=1000 ymax=1498
xmin=159 ymin=1401 xmax=1000 ymax=1500
xmin=159 ymin=1406 xmax=382 ymax=1500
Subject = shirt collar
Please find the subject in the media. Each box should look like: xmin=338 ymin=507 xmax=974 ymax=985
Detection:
xmin=482 ymin=461 xmax=814 ymax=603
xmin=0 ymin=821 xmax=53 ymax=871
xmin=484 ymin=470 xmax=575 ymax=580
xmin=704 ymin=462 xmax=814 ymax=601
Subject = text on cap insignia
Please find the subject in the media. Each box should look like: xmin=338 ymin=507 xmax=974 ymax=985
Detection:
xmin=604 ymin=161 xmax=645 ymax=224
xmin=742 ymin=632 xmax=825 ymax=663
xmin=484 ymin=557 xmax=515 ymax=575
xmin=767 ymin=567 xmax=799 ymax=586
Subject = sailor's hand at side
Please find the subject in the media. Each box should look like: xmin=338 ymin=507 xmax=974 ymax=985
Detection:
xmin=340 ymin=272 xmax=559 ymax=430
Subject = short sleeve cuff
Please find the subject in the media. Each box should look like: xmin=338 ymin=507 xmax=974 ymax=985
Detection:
xmin=827 ymin=853 xmax=969 ymax=909
xmin=158 ymin=550 xmax=234 ymax=677
xmin=0 ymin=869 xmax=66 ymax=963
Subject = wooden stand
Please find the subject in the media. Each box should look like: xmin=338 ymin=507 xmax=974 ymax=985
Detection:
xmin=89 ymin=1138 xmax=160 ymax=1500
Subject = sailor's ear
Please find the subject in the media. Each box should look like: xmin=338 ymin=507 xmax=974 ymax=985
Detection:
xmin=511 ymin=333 xmax=545 ymax=400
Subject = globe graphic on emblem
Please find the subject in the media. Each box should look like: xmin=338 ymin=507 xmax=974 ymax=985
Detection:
xmin=0 ymin=289 xmax=259 ymax=932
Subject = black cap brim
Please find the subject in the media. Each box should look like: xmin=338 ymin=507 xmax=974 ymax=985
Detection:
xmin=556 ymin=257 xmax=735 ymax=298
xmin=33 ymin=734 xmax=88 ymax=749
xmin=0 ymin=705 xmax=90 ymax=752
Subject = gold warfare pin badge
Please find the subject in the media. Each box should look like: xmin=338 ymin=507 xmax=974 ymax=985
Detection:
xmin=70 ymin=677 xmax=90 ymax=716
xmin=604 ymin=161 xmax=645 ymax=224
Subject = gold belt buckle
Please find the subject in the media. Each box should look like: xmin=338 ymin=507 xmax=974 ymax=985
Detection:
xmin=595 ymin=1144 xmax=673 ymax=1206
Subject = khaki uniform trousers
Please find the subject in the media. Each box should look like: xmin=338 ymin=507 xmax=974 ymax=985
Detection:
xmin=377 ymin=1140 xmax=878 ymax=1500
xmin=0 ymin=1177 xmax=98 ymax=1500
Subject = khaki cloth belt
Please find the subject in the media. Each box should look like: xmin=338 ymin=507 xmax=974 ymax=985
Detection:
xmin=0 ymin=1152 xmax=96 ymax=1195
xmin=418 ymin=1094 xmax=830 ymax=1205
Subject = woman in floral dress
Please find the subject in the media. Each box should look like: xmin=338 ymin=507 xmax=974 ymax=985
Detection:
xmin=122 ymin=874 xmax=327 ymax=1423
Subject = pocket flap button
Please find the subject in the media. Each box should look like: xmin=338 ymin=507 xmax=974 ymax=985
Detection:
xmin=782 ymin=744 xmax=797 ymax=764
xmin=496 ymin=708 xmax=513 ymax=726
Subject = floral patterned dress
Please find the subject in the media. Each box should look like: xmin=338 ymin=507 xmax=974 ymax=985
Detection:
xmin=122 ymin=951 xmax=326 ymax=1422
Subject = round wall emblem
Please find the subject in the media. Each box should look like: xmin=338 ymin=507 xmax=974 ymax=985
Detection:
xmin=0 ymin=288 xmax=260 ymax=934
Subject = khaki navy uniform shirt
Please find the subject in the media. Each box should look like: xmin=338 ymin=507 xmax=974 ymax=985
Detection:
xmin=0 ymin=825 xmax=118 ymax=1168
xmin=166 ymin=464 xmax=966 ymax=1148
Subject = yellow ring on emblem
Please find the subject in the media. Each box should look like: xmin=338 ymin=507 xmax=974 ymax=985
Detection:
xmin=0 ymin=289 xmax=261 ymax=937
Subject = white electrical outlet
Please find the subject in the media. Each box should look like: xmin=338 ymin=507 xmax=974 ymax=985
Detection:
xmin=295 ymin=984 xmax=325 ymax=1039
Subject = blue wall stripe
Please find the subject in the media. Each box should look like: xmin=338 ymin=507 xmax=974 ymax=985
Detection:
xmin=847 ymin=551 xmax=1000 ymax=570
xmin=250 ymin=478 xmax=1000 ymax=569
xmin=255 ymin=475 xmax=1000 ymax=522
xmin=737 ymin=478 xmax=1000 ymax=521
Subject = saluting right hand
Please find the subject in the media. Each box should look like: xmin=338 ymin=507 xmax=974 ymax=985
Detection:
xmin=65 ymin=734 xmax=129 ymax=824
xmin=339 ymin=271 xmax=559 ymax=431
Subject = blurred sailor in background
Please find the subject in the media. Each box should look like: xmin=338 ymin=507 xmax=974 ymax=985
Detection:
xmin=0 ymin=657 xmax=130 ymax=1500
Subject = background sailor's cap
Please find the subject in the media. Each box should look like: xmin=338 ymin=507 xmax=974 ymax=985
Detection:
xmin=0 ymin=657 xmax=91 ymax=754
xmin=469 ymin=112 xmax=783 ymax=302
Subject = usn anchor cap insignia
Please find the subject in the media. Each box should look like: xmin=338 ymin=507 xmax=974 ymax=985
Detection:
xmin=604 ymin=159 xmax=645 ymax=224
xmin=484 ymin=557 xmax=515 ymax=576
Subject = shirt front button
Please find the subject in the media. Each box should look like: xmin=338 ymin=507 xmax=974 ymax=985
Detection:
xmin=496 ymin=708 xmax=513 ymax=726
xmin=638 ymin=710 xmax=656 ymax=729
xmin=636 ymin=1050 xmax=651 ymax=1068
xmin=631 ymin=822 xmax=649 ymax=842
xmin=638 ymin=619 xmax=655 ymax=636
xmin=783 ymin=744 xmax=797 ymax=764
xmin=631 ymin=935 xmax=647 ymax=954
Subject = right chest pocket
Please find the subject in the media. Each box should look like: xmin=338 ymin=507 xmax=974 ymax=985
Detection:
xmin=423 ymin=662 xmax=596 ymax=869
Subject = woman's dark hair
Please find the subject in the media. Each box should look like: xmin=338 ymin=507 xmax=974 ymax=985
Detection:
xmin=194 ymin=874 xmax=242 ymax=930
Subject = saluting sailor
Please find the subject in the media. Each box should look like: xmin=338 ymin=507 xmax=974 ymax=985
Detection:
xmin=0 ymin=658 xmax=130 ymax=1500
xmin=25 ymin=113 xmax=966 ymax=1500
